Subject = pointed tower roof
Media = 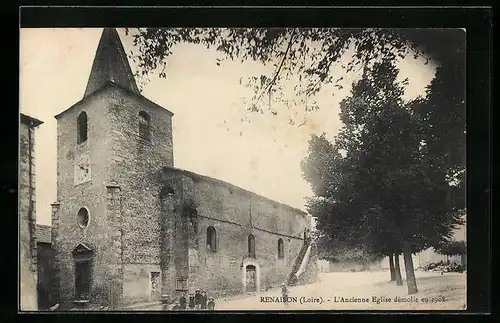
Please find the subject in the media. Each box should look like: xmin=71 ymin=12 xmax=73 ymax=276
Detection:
xmin=84 ymin=28 xmax=140 ymax=98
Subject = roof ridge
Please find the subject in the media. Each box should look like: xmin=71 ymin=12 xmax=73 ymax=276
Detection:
xmin=162 ymin=166 xmax=308 ymax=216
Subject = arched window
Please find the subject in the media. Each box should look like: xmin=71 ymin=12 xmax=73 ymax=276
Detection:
xmin=138 ymin=111 xmax=151 ymax=141
xmin=77 ymin=112 xmax=88 ymax=144
xmin=278 ymin=238 xmax=284 ymax=259
xmin=206 ymin=226 xmax=217 ymax=252
xmin=248 ymin=234 xmax=255 ymax=258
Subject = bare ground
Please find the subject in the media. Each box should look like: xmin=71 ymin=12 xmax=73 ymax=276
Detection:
xmin=134 ymin=270 xmax=466 ymax=311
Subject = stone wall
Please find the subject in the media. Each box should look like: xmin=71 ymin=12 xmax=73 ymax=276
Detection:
xmin=53 ymin=87 xmax=116 ymax=308
xmin=19 ymin=122 xmax=38 ymax=311
xmin=107 ymin=85 xmax=174 ymax=304
xmin=161 ymin=168 xmax=313 ymax=299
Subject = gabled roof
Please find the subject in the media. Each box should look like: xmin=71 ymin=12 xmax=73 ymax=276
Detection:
xmin=36 ymin=224 xmax=51 ymax=244
xmin=72 ymin=243 xmax=94 ymax=256
xmin=54 ymin=81 xmax=174 ymax=119
xmin=83 ymin=28 xmax=140 ymax=98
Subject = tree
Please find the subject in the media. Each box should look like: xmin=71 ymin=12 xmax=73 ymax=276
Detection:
xmin=435 ymin=240 xmax=467 ymax=265
xmin=127 ymin=29 xmax=464 ymax=128
xmin=302 ymin=59 xmax=464 ymax=295
xmin=302 ymin=134 xmax=386 ymax=271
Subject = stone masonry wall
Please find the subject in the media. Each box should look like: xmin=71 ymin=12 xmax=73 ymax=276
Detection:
xmin=161 ymin=169 xmax=312 ymax=299
xmin=106 ymin=182 xmax=123 ymax=309
xmin=53 ymin=87 xmax=115 ymax=308
xmin=107 ymin=85 xmax=174 ymax=304
xmin=19 ymin=122 xmax=38 ymax=310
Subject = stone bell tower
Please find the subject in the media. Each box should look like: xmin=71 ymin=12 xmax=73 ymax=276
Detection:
xmin=52 ymin=28 xmax=174 ymax=309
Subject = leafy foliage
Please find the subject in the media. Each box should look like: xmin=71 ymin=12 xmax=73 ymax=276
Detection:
xmin=126 ymin=28 xmax=456 ymax=114
xmin=302 ymin=58 xmax=464 ymax=264
xmin=435 ymin=240 xmax=467 ymax=256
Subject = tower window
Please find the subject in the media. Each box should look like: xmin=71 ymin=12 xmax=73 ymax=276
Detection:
xmin=77 ymin=112 xmax=88 ymax=144
xmin=206 ymin=226 xmax=217 ymax=252
xmin=278 ymin=238 xmax=284 ymax=259
xmin=138 ymin=111 xmax=151 ymax=141
xmin=248 ymin=234 xmax=255 ymax=258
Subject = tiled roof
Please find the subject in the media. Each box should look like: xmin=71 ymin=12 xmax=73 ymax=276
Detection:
xmin=36 ymin=224 xmax=51 ymax=244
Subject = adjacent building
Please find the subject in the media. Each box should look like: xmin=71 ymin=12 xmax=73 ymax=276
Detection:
xmin=36 ymin=224 xmax=54 ymax=310
xmin=19 ymin=113 xmax=43 ymax=311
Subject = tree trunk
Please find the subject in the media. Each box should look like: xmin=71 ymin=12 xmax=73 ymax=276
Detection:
xmin=394 ymin=253 xmax=403 ymax=286
xmin=402 ymin=241 xmax=418 ymax=295
xmin=389 ymin=253 xmax=396 ymax=281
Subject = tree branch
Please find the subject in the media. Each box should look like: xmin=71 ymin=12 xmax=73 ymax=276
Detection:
xmin=254 ymin=28 xmax=297 ymax=104
xmin=266 ymin=28 xmax=296 ymax=92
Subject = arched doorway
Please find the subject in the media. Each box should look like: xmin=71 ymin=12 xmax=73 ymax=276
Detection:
xmin=242 ymin=259 xmax=260 ymax=293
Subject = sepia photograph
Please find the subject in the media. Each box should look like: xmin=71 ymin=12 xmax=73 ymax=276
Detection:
xmin=19 ymin=26 xmax=466 ymax=312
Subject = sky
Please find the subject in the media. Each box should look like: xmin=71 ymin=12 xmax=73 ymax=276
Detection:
xmin=19 ymin=28 xmax=436 ymax=226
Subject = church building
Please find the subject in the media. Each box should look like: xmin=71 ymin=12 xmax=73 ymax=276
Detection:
xmin=49 ymin=28 xmax=316 ymax=310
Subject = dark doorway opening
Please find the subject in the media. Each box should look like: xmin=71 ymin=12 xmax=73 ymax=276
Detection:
xmin=75 ymin=260 xmax=91 ymax=300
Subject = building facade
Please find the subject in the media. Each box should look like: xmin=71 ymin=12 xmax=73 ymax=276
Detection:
xmin=49 ymin=28 xmax=316 ymax=310
xmin=36 ymin=225 xmax=54 ymax=310
xmin=19 ymin=113 xmax=43 ymax=311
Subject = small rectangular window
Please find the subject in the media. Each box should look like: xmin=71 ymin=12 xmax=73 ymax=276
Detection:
xmin=138 ymin=111 xmax=151 ymax=142
xmin=176 ymin=278 xmax=188 ymax=291
xmin=77 ymin=112 xmax=88 ymax=145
